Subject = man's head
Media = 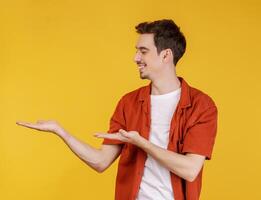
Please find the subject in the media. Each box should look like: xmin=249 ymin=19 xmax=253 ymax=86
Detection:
xmin=134 ymin=19 xmax=186 ymax=80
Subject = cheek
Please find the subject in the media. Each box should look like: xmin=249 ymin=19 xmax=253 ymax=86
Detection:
xmin=147 ymin=57 xmax=161 ymax=68
xmin=143 ymin=55 xmax=155 ymax=64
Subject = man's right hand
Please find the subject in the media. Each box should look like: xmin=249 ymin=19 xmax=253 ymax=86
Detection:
xmin=16 ymin=120 xmax=63 ymax=135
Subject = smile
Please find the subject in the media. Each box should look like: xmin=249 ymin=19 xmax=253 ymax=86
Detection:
xmin=138 ymin=64 xmax=147 ymax=70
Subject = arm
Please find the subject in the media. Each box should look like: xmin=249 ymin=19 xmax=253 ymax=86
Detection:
xmin=139 ymin=138 xmax=205 ymax=182
xmin=16 ymin=120 xmax=122 ymax=173
xmin=96 ymin=105 xmax=217 ymax=181
xmin=95 ymin=130 xmax=205 ymax=182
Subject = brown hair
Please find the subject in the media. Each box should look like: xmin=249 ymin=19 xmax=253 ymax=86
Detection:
xmin=135 ymin=19 xmax=186 ymax=65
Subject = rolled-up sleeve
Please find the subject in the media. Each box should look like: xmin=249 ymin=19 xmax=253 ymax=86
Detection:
xmin=182 ymin=105 xmax=218 ymax=160
xmin=102 ymin=97 xmax=126 ymax=145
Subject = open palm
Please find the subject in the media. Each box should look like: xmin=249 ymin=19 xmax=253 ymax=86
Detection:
xmin=16 ymin=120 xmax=61 ymax=133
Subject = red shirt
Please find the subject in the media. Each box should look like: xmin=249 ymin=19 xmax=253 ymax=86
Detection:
xmin=103 ymin=77 xmax=218 ymax=200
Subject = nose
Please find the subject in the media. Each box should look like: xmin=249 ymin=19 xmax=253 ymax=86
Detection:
xmin=134 ymin=51 xmax=141 ymax=63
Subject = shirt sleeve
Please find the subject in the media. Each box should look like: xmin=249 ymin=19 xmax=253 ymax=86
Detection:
xmin=102 ymin=97 xmax=126 ymax=145
xmin=181 ymin=105 xmax=218 ymax=160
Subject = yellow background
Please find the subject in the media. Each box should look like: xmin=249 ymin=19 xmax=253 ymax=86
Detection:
xmin=1 ymin=0 xmax=261 ymax=199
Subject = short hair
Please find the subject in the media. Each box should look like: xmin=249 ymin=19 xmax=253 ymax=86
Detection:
xmin=135 ymin=19 xmax=186 ymax=65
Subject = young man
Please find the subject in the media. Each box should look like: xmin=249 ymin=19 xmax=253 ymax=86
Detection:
xmin=17 ymin=19 xmax=218 ymax=200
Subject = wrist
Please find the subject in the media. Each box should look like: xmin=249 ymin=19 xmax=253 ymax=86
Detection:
xmin=55 ymin=128 xmax=69 ymax=139
xmin=136 ymin=135 xmax=149 ymax=149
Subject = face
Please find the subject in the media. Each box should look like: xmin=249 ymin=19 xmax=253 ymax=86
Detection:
xmin=134 ymin=34 xmax=163 ymax=80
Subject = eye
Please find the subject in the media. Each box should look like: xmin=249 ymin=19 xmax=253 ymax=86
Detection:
xmin=141 ymin=51 xmax=147 ymax=55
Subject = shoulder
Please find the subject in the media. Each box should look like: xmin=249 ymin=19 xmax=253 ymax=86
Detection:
xmin=120 ymin=85 xmax=149 ymax=103
xmin=179 ymin=85 xmax=218 ymax=131
xmin=186 ymin=86 xmax=218 ymax=125
xmin=189 ymin=86 xmax=217 ymax=109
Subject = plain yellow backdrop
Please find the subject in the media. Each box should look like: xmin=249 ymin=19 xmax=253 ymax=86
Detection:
xmin=1 ymin=0 xmax=261 ymax=199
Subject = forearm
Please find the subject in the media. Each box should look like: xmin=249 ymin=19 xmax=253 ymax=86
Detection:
xmin=56 ymin=128 xmax=104 ymax=172
xmin=139 ymin=138 xmax=204 ymax=182
xmin=94 ymin=129 xmax=205 ymax=181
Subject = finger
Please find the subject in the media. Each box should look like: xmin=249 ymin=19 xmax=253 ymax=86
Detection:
xmin=119 ymin=129 xmax=128 ymax=134
xmin=93 ymin=132 xmax=107 ymax=137
xmin=16 ymin=121 xmax=41 ymax=130
xmin=94 ymin=133 xmax=125 ymax=141
xmin=94 ymin=133 xmax=118 ymax=139
xmin=16 ymin=121 xmax=32 ymax=126
xmin=119 ymin=129 xmax=129 ymax=137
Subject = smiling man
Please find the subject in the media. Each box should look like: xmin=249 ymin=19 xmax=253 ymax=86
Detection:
xmin=17 ymin=19 xmax=218 ymax=200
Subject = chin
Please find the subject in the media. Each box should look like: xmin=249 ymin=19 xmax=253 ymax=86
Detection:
xmin=139 ymin=73 xmax=150 ymax=80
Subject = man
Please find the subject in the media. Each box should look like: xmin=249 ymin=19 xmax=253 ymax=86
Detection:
xmin=17 ymin=19 xmax=218 ymax=200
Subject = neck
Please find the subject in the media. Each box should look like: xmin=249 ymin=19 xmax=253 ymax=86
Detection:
xmin=151 ymin=71 xmax=181 ymax=95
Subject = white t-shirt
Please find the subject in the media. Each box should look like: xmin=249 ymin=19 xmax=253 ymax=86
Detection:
xmin=136 ymin=88 xmax=181 ymax=200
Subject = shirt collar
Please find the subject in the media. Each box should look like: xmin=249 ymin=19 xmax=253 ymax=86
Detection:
xmin=138 ymin=76 xmax=191 ymax=109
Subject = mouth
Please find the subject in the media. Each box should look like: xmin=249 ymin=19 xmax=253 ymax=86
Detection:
xmin=137 ymin=63 xmax=147 ymax=72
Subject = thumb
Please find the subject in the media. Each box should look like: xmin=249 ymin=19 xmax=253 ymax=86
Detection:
xmin=119 ymin=129 xmax=128 ymax=136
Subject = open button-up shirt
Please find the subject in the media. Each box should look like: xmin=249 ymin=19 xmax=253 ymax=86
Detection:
xmin=103 ymin=77 xmax=218 ymax=200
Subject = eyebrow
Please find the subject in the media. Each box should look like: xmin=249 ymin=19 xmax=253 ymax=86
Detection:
xmin=135 ymin=46 xmax=150 ymax=51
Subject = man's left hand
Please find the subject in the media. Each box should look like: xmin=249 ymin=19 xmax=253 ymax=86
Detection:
xmin=94 ymin=129 xmax=146 ymax=147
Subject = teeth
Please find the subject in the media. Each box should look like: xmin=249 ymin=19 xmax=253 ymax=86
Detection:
xmin=138 ymin=64 xmax=146 ymax=69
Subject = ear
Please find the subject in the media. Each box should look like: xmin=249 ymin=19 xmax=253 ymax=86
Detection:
xmin=161 ymin=49 xmax=173 ymax=63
